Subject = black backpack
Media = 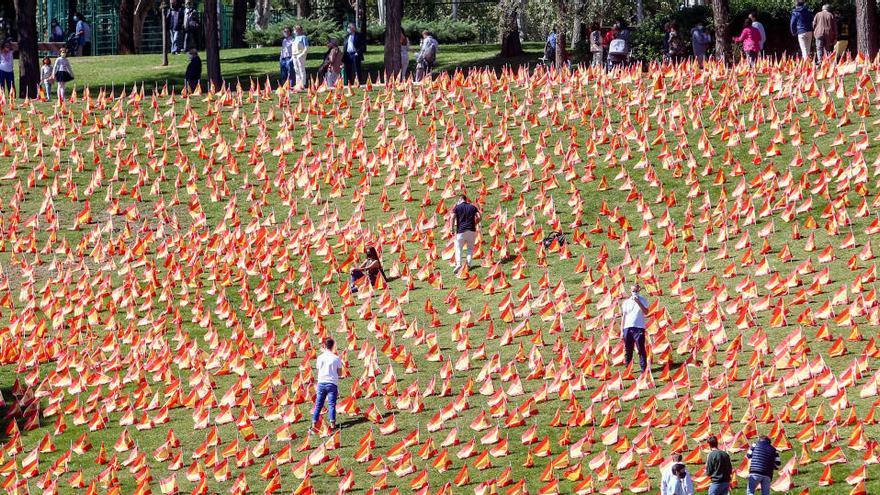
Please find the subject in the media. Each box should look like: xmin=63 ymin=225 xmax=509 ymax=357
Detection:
xmin=541 ymin=231 xmax=566 ymax=249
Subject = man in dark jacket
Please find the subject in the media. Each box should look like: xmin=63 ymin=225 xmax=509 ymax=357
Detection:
xmin=746 ymin=436 xmax=781 ymax=495
xmin=185 ymin=48 xmax=201 ymax=93
xmin=342 ymin=22 xmax=366 ymax=85
xmin=705 ymin=436 xmax=732 ymax=495
xmin=167 ymin=1 xmax=185 ymax=54
xmin=790 ymin=0 xmax=814 ymax=59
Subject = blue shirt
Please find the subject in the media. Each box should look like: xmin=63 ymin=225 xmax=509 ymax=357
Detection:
xmin=547 ymin=33 xmax=557 ymax=49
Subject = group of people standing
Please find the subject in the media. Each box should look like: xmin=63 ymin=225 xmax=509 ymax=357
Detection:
xmin=280 ymin=24 xmax=439 ymax=89
xmin=165 ymin=1 xmax=201 ymax=55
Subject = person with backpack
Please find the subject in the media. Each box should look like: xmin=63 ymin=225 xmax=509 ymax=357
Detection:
xmin=733 ymin=18 xmax=762 ymax=65
xmin=452 ymin=193 xmax=480 ymax=274
xmin=691 ymin=24 xmax=712 ymax=64
xmin=790 ymin=0 xmax=814 ymax=59
xmin=182 ymin=1 xmax=200 ymax=52
xmin=415 ymin=30 xmax=438 ymax=82
xmin=167 ymin=1 xmax=185 ymax=54
xmin=812 ymin=4 xmax=837 ymax=58
xmin=745 ymin=436 xmax=781 ymax=495
xmin=667 ymin=22 xmax=688 ymax=63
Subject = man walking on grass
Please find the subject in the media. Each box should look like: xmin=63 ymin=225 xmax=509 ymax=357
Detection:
xmin=620 ymin=283 xmax=650 ymax=373
xmin=452 ymin=193 xmax=480 ymax=274
xmin=705 ymin=435 xmax=733 ymax=495
xmin=746 ymin=436 xmax=781 ymax=495
xmin=311 ymin=338 xmax=343 ymax=434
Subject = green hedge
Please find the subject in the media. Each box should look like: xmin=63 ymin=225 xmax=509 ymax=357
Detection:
xmin=245 ymin=16 xmax=342 ymax=48
xmin=366 ymin=19 xmax=480 ymax=44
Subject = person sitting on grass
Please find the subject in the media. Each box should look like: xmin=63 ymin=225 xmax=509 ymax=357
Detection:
xmin=311 ymin=337 xmax=343 ymax=434
xmin=350 ymin=246 xmax=386 ymax=292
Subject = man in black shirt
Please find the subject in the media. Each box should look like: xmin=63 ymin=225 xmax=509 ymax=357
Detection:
xmin=452 ymin=194 xmax=480 ymax=273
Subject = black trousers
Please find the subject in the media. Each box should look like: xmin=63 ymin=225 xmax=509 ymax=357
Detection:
xmin=343 ymin=52 xmax=362 ymax=85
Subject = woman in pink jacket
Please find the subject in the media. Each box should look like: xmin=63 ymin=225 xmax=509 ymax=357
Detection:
xmin=733 ymin=18 xmax=762 ymax=65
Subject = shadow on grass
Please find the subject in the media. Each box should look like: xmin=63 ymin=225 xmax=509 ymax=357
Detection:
xmin=0 ymin=386 xmax=41 ymax=442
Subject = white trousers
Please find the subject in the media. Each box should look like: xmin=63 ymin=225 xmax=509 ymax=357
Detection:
xmin=292 ymin=56 xmax=307 ymax=88
xmin=797 ymin=32 xmax=813 ymax=59
xmin=455 ymin=231 xmax=476 ymax=268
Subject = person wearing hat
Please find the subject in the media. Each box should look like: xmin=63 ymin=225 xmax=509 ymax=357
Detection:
xmin=620 ymin=282 xmax=650 ymax=372
xmin=52 ymin=48 xmax=74 ymax=100
xmin=184 ymin=48 xmax=201 ymax=93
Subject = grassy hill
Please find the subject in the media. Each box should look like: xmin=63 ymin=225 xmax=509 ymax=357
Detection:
xmin=0 ymin=56 xmax=876 ymax=495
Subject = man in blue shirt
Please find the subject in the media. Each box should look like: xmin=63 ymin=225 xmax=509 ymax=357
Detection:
xmin=790 ymin=0 xmax=814 ymax=59
xmin=74 ymin=13 xmax=91 ymax=56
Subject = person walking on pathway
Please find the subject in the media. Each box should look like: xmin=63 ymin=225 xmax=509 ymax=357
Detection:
xmin=279 ymin=27 xmax=294 ymax=87
xmin=415 ymin=30 xmax=438 ymax=82
xmin=290 ymin=25 xmax=309 ymax=90
xmin=52 ymin=49 xmax=74 ymax=101
xmin=167 ymin=1 xmax=185 ymax=54
xmin=311 ymin=338 xmax=343 ymax=434
xmin=746 ymin=436 xmax=781 ymax=495
xmin=342 ymin=23 xmax=366 ymax=85
xmin=705 ymin=436 xmax=733 ymax=495
xmin=184 ymin=48 xmax=201 ymax=93
xmin=620 ymin=283 xmax=650 ymax=373
xmin=790 ymin=0 xmax=814 ymax=60
xmin=74 ymin=13 xmax=91 ymax=56
xmin=812 ymin=4 xmax=837 ymax=59
xmin=452 ymin=193 xmax=480 ymax=274
xmin=748 ymin=12 xmax=766 ymax=53
xmin=733 ymin=18 xmax=762 ymax=66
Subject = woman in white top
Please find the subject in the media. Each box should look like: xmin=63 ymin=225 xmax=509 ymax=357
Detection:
xmin=52 ymin=49 xmax=75 ymax=101
xmin=400 ymin=31 xmax=410 ymax=79
xmin=0 ymin=40 xmax=15 ymax=94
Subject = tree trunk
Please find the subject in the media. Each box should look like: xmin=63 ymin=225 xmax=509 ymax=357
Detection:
xmin=132 ymin=0 xmax=157 ymax=53
xmin=161 ymin=2 xmax=169 ymax=66
xmin=636 ymin=0 xmax=644 ymax=23
xmin=356 ymin=0 xmax=367 ymax=33
xmin=517 ymin=0 xmax=527 ymax=40
xmin=14 ymin=0 xmax=38 ymax=98
xmin=499 ymin=0 xmax=523 ymax=57
xmin=297 ymin=0 xmax=312 ymax=18
xmin=205 ymin=0 xmax=222 ymax=88
xmin=384 ymin=0 xmax=403 ymax=80
xmin=254 ymin=0 xmax=271 ymax=30
xmin=856 ymin=0 xmax=880 ymax=57
xmin=232 ymin=0 xmax=247 ymax=48
xmin=119 ymin=0 xmax=136 ymax=54
xmin=451 ymin=0 xmax=458 ymax=20
xmin=377 ymin=0 xmax=386 ymax=25
xmin=712 ymin=0 xmax=731 ymax=63
xmin=554 ymin=0 xmax=566 ymax=68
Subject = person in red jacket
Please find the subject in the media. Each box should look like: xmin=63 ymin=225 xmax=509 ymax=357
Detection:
xmin=733 ymin=18 xmax=762 ymax=65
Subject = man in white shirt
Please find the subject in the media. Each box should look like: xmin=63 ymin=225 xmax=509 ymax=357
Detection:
xmin=661 ymin=460 xmax=695 ymax=495
xmin=311 ymin=338 xmax=343 ymax=433
xmin=749 ymin=12 xmax=767 ymax=53
xmin=620 ymin=283 xmax=650 ymax=372
xmin=290 ymin=25 xmax=309 ymax=90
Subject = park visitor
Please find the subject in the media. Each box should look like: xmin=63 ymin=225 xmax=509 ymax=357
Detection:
xmin=183 ymin=1 xmax=199 ymax=52
xmin=748 ymin=12 xmax=766 ymax=53
xmin=400 ymin=30 xmax=410 ymax=78
xmin=790 ymin=0 xmax=814 ymax=59
xmin=705 ymin=436 xmax=733 ymax=495
xmin=49 ymin=19 xmax=64 ymax=42
xmin=667 ymin=22 xmax=687 ymax=63
xmin=606 ymin=22 xmax=631 ymax=69
xmin=746 ymin=436 xmax=781 ymax=495
xmin=343 ymin=23 xmax=366 ymax=85
xmin=291 ymin=25 xmax=309 ymax=89
xmin=733 ymin=18 xmax=762 ymax=65
xmin=812 ymin=4 xmax=837 ymax=58
xmin=52 ymin=49 xmax=74 ymax=101
xmin=321 ymin=38 xmax=343 ymax=87
xmin=74 ymin=13 xmax=91 ymax=56
xmin=350 ymin=247 xmax=386 ymax=292
xmin=0 ymin=40 xmax=13 ymax=93
xmin=620 ymin=283 xmax=650 ymax=372
xmin=40 ymin=56 xmax=52 ymax=98
xmin=415 ymin=30 xmax=438 ymax=82
xmin=279 ymin=27 xmax=293 ymax=87
xmin=452 ymin=193 xmax=480 ymax=274
xmin=660 ymin=456 xmax=695 ymax=495
xmin=691 ymin=24 xmax=712 ymax=63
xmin=167 ymin=1 xmax=185 ymax=55
xmin=544 ymin=29 xmax=557 ymax=62
xmin=589 ymin=23 xmax=603 ymax=67
xmin=185 ymin=48 xmax=201 ymax=92
xmin=311 ymin=338 xmax=343 ymax=434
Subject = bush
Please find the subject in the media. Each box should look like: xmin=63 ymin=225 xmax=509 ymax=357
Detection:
xmin=245 ymin=16 xmax=342 ymax=48
xmin=366 ymin=18 xmax=479 ymax=45
xmin=630 ymin=6 xmax=711 ymax=62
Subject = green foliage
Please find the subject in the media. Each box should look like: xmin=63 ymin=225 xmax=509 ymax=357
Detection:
xmin=366 ymin=18 xmax=479 ymax=44
xmin=630 ymin=6 xmax=711 ymax=62
xmin=244 ymin=15 xmax=342 ymax=47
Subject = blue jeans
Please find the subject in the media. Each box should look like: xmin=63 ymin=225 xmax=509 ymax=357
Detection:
xmin=747 ymin=474 xmax=771 ymax=495
xmin=0 ymin=70 xmax=13 ymax=93
xmin=623 ymin=327 xmax=647 ymax=371
xmin=708 ymin=482 xmax=730 ymax=495
xmin=312 ymin=383 xmax=338 ymax=425
xmin=171 ymin=30 xmax=182 ymax=53
xmin=279 ymin=58 xmax=292 ymax=86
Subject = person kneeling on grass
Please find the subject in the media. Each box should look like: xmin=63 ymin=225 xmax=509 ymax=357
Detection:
xmin=311 ymin=338 xmax=343 ymax=434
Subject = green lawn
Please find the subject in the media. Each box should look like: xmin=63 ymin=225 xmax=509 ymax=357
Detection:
xmin=0 ymin=54 xmax=876 ymax=495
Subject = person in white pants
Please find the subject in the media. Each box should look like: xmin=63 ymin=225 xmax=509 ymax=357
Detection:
xmin=790 ymin=0 xmax=814 ymax=60
xmin=452 ymin=194 xmax=480 ymax=273
xmin=291 ymin=25 xmax=309 ymax=90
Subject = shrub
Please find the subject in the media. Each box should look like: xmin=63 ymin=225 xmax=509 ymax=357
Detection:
xmin=366 ymin=18 xmax=480 ymax=45
xmin=245 ymin=16 xmax=342 ymax=48
xmin=630 ymin=6 xmax=711 ymax=62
